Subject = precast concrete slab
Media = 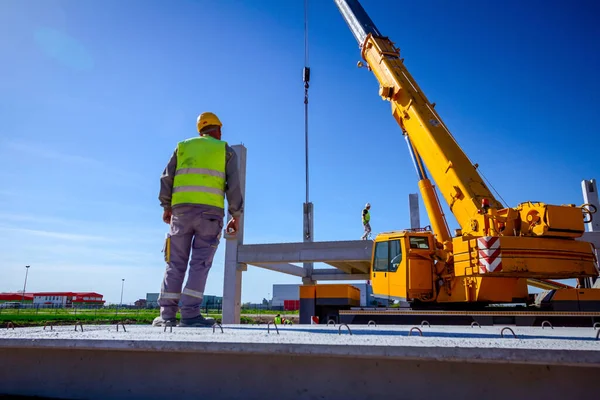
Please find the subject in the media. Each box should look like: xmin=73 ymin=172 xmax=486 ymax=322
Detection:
xmin=1 ymin=324 xmax=599 ymax=400
xmin=1 ymin=323 xmax=600 ymax=352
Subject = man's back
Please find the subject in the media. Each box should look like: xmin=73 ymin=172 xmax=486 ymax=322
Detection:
xmin=362 ymin=208 xmax=370 ymax=223
xmin=159 ymin=135 xmax=244 ymax=220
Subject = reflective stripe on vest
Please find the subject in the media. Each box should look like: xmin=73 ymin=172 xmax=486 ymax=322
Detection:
xmin=172 ymin=135 xmax=226 ymax=209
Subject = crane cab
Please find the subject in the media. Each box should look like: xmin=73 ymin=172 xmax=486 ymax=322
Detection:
xmin=370 ymin=231 xmax=437 ymax=303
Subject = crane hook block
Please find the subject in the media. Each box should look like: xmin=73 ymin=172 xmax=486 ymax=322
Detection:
xmin=303 ymin=67 xmax=311 ymax=83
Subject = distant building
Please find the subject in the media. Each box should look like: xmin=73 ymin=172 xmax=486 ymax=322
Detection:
xmin=0 ymin=292 xmax=104 ymax=307
xmin=0 ymin=293 xmax=33 ymax=304
xmin=33 ymin=292 xmax=105 ymax=307
xmin=202 ymin=295 xmax=223 ymax=308
xmin=272 ymin=284 xmax=300 ymax=308
xmin=272 ymin=283 xmax=377 ymax=308
xmin=146 ymin=293 xmax=159 ymax=307
xmin=134 ymin=299 xmax=147 ymax=307
xmin=145 ymin=293 xmax=222 ymax=308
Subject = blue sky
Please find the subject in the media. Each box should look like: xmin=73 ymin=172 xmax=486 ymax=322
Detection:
xmin=1 ymin=0 xmax=599 ymax=304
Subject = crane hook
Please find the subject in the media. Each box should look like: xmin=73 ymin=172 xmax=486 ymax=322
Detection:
xmin=581 ymin=203 xmax=597 ymax=224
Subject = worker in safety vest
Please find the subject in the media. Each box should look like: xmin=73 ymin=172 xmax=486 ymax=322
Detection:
xmin=274 ymin=314 xmax=282 ymax=324
xmin=361 ymin=202 xmax=371 ymax=240
xmin=153 ymin=112 xmax=244 ymax=327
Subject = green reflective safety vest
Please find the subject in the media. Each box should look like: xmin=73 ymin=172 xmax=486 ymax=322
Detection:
xmin=274 ymin=316 xmax=282 ymax=324
xmin=362 ymin=208 xmax=370 ymax=224
xmin=171 ymin=135 xmax=227 ymax=209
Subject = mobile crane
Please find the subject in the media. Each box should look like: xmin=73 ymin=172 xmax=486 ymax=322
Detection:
xmin=301 ymin=0 xmax=600 ymax=326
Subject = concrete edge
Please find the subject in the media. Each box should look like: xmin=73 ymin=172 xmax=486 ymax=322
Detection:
xmin=1 ymin=339 xmax=600 ymax=367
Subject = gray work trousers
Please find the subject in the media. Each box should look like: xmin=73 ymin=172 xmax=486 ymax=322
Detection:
xmin=361 ymin=222 xmax=371 ymax=240
xmin=158 ymin=205 xmax=223 ymax=319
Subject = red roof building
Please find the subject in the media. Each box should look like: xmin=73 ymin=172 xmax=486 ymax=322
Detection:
xmin=33 ymin=292 xmax=105 ymax=306
xmin=0 ymin=292 xmax=104 ymax=306
xmin=0 ymin=293 xmax=34 ymax=302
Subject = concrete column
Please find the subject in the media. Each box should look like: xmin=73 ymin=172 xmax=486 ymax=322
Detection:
xmin=302 ymin=202 xmax=314 ymax=284
xmin=582 ymin=179 xmax=600 ymax=232
xmin=581 ymin=179 xmax=600 ymax=288
xmin=409 ymin=193 xmax=420 ymax=229
xmin=222 ymin=144 xmax=247 ymax=324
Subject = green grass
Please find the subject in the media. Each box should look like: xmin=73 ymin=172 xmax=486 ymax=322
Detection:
xmin=0 ymin=307 xmax=293 ymax=327
xmin=240 ymin=309 xmax=299 ymax=315
xmin=1 ymin=308 xmax=157 ymax=327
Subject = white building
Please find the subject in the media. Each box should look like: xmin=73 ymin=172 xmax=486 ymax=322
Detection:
xmin=33 ymin=294 xmax=67 ymax=306
xmin=146 ymin=293 xmax=159 ymax=307
xmin=272 ymin=284 xmax=300 ymax=307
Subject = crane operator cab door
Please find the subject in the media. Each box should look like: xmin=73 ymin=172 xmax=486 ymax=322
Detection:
xmin=371 ymin=237 xmax=406 ymax=304
xmin=405 ymin=235 xmax=435 ymax=302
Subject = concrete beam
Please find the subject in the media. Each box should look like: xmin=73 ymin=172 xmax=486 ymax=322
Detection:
xmin=326 ymin=261 xmax=370 ymax=274
xmin=222 ymin=144 xmax=247 ymax=325
xmin=581 ymin=231 xmax=600 ymax=248
xmin=328 ymin=262 xmax=353 ymax=274
xmin=250 ymin=263 xmax=306 ymax=277
xmin=238 ymin=240 xmax=373 ymax=265
xmin=312 ymin=268 xmax=369 ymax=281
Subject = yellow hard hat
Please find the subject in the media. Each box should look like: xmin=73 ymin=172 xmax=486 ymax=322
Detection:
xmin=197 ymin=112 xmax=222 ymax=132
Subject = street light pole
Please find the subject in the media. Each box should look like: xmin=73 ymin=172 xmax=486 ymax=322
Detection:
xmin=120 ymin=278 xmax=125 ymax=306
xmin=21 ymin=265 xmax=30 ymax=304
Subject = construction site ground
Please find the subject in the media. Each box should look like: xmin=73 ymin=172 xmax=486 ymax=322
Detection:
xmin=1 ymin=323 xmax=599 ymax=353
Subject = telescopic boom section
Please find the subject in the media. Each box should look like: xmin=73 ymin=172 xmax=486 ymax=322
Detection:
xmin=333 ymin=0 xmax=502 ymax=235
xmin=333 ymin=0 xmax=382 ymax=44
xmin=404 ymin=135 xmax=452 ymax=243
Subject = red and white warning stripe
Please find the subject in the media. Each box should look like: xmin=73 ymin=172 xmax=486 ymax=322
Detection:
xmin=477 ymin=236 xmax=503 ymax=273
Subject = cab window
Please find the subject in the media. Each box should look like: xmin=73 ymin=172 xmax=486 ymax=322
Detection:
xmin=373 ymin=241 xmax=389 ymax=271
xmin=409 ymin=236 xmax=430 ymax=249
xmin=374 ymin=240 xmax=402 ymax=272
xmin=389 ymin=240 xmax=402 ymax=272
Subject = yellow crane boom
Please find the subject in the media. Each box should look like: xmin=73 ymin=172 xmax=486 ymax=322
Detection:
xmin=334 ymin=0 xmax=501 ymax=240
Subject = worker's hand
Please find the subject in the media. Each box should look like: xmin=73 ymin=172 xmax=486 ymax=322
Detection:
xmin=162 ymin=209 xmax=172 ymax=224
xmin=226 ymin=217 xmax=239 ymax=235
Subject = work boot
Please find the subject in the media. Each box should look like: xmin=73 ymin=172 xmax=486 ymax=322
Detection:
xmin=179 ymin=314 xmax=215 ymax=327
xmin=152 ymin=316 xmax=177 ymax=327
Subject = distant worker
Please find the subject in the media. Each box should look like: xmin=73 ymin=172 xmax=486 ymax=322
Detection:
xmin=274 ymin=314 xmax=282 ymax=324
xmin=153 ymin=112 xmax=244 ymax=328
xmin=361 ymin=202 xmax=371 ymax=240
